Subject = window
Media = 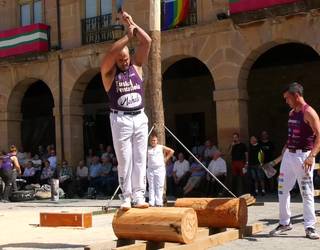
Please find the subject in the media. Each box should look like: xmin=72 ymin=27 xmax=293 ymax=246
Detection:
xmin=19 ymin=0 xmax=43 ymax=26
xmin=85 ymin=0 xmax=112 ymax=18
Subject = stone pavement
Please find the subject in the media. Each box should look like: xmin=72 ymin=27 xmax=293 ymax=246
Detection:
xmin=0 ymin=194 xmax=319 ymax=250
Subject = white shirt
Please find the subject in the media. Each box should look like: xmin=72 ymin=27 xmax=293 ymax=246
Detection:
xmin=147 ymin=145 xmax=165 ymax=168
xmin=173 ymin=159 xmax=190 ymax=178
xmin=208 ymin=157 xmax=227 ymax=176
xmin=48 ymin=156 xmax=57 ymax=169
xmin=77 ymin=166 xmax=88 ymax=178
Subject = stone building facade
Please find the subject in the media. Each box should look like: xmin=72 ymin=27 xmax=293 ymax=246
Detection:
xmin=1 ymin=0 xmax=320 ymax=166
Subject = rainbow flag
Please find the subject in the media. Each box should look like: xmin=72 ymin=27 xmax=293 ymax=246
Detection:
xmin=229 ymin=0 xmax=302 ymax=14
xmin=0 ymin=23 xmax=49 ymax=58
xmin=162 ymin=0 xmax=190 ymax=30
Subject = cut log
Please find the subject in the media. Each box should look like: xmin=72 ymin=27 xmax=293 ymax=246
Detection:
xmin=112 ymin=207 xmax=198 ymax=244
xmin=40 ymin=212 xmax=92 ymax=228
xmin=175 ymin=198 xmax=247 ymax=228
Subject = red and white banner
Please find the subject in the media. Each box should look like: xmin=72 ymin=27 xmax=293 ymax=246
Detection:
xmin=229 ymin=0 xmax=302 ymax=14
xmin=0 ymin=23 xmax=50 ymax=58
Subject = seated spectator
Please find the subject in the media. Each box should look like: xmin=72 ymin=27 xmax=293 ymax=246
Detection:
xmin=22 ymin=161 xmax=36 ymax=185
xmin=17 ymin=147 xmax=27 ymax=166
xmin=100 ymin=155 xmax=114 ymax=195
xmin=166 ymin=157 xmax=175 ymax=197
xmin=32 ymin=154 xmax=42 ymax=169
xmin=102 ymin=145 xmax=115 ymax=160
xmin=173 ymin=153 xmax=190 ymax=197
xmin=183 ymin=155 xmax=206 ymax=195
xmin=88 ymin=156 xmax=102 ymax=194
xmin=40 ymin=160 xmax=53 ymax=185
xmin=47 ymin=150 xmax=57 ymax=171
xmin=76 ymin=160 xmax=89 ymax=197
xmin=203 ymin=140 xmax=218 ymax=165
xmin=59 ymin=160 xmax=74 ymax=198
xmin=207 ymin=151 xmax=227 ymax=196
xmin=111 ymin=157 xmax=119 ymax=190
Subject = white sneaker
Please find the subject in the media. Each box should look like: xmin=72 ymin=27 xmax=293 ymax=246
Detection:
xmin=133 ymin=200 xmax=149 ymax=209
xmin=120 ymin=200 xmax=131 ymax=211
xmin=306 ymin=227 xmax=320 ymax=240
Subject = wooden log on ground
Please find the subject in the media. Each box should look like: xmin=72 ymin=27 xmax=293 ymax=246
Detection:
xmin=175 ymin=198 xmax=247 ymax=229
xmin=40 ymin=212 xmax=92 ymax=228
xmin=112 ymin=207 xmax=198 ymax=244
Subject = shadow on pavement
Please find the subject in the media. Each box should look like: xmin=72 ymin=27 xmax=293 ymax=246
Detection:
xmin=0 ymin=242 xmax=85 ymax=249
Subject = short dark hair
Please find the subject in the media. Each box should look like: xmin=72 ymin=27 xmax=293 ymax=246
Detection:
xmin=283 ymin=82 xmax=303 ymax=96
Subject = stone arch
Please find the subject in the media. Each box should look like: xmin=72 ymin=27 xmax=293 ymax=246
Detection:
xmin=162 ymin=56 xmax=217 ymax=150
xmin=238 ymin=39 xmax=320 ymax=90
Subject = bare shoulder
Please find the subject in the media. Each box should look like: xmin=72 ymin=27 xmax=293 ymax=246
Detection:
xmin=101 ymin=66 xmax=116 ymax=92
xmin=305 ymin=105 xmax=319 ymax=119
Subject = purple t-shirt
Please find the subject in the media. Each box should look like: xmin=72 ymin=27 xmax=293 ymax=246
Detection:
xmin=107 ymin=65 xmax=144 ymax=111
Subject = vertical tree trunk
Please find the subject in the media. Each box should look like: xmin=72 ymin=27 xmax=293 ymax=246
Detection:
xmin=146 ymin=0 xmax=165 ymax=144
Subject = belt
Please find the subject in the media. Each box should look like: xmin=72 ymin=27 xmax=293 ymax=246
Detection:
xmin=288 ymin=148 xmax=309 ymax=153
xmin=110 ymin=109 xmax=142 ymax=116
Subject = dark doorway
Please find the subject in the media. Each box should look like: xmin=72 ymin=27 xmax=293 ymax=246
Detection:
xmin=162 ymin=57 xmax=216 ymax=153
xmin=248 ymin=43 xmax=320 ymax=154
xmin=21 ymin=80 xmax=55 ymax=153
xmin=83 ymin=73 xmax=112 ymax=155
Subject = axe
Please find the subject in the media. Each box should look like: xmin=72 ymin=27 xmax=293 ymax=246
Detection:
xmin=116 ymin=0 xmax=136 ymax=30
xmin=260 ymin=155 xmax=282 ymax=178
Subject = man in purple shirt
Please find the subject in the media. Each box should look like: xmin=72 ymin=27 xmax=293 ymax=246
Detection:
xmin=100 ymin=11 xmax=151 ymax=210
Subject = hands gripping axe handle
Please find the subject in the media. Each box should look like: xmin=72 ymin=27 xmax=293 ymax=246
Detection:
xmin=116 ymin=0 xmax=137 ymax=35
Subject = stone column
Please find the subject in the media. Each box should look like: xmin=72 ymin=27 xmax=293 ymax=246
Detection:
xmin=213 ymin=88 xmax=249 ymax=154
xmin=0 ymin=112 xmax=22 ymax=149
xmin=63 ymin=105 xmax=84 ymax=168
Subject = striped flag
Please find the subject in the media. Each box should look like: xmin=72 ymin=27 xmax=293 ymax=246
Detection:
xmin=0 ymin=23 xmax=49 ymax=58
xmin=229 ymin=0 xmax=302 ymax=14
xmin=162 ymin=0 xmax=190 ymax=30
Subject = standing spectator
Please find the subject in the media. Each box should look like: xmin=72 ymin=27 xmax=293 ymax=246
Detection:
xmin=97 ymin=143 xmax=105 ymax=158
xmin=248 ymin=136 xmax=266 ymax=196
xmin=207 ymin=151 xmax=227 ymax=196
xmin=0 ymin=145 xmax=22 ymax=202
xmin=17 ymin=147 xmax=26 ymax=166
xmin=37 ymin=145 xmax=46 ymax=160
xmin=173 ymin=153 xmax=190 ymax=197
xmin=260 ymin=130 xmax=276 ymax=193
xmin=191 ymin=141 xmax=205 ymax=158
xmin=230 ymin=132 xmax=248 ymax=196
xmin=203 ymin=140 xmax=218 ymax=165
xmin=76 ymin=160 xmax=89 ymax=197
xmin=147 ymin=133 xmax=174 ymax=207
xmin=86 ymin=148 xmax=94 ymax=168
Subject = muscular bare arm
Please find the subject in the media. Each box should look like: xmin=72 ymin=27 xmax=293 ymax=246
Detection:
xmin=303 ymin=107 xmax=320 ymax=171
xmin=12 ymin=156 xmax=21 ymax=175
xmin=163 ymin=146 xmax=174 ymax=163
xmin=100 ymin=34 xmax=130 ymax=92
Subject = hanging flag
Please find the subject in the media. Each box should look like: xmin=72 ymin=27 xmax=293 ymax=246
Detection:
xmin=0 ymin=23 xmax=49 ymax=58
xmin=229 ymin=0 xmax=302 ymax=14
xmin=162 ymin=0 xmax=190 ymax=30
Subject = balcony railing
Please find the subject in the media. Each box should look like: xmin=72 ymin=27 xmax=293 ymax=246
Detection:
xmin=161 ymin=0 xmax=197 ymax=30
xmin=81 ymin=13 xmax=113 ymax=45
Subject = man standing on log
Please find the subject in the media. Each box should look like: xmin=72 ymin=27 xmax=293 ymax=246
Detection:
xmin=269 ymin=82 xmax=320 ymax=239
xmin=101 ymin=11 xmax=152 ymax=210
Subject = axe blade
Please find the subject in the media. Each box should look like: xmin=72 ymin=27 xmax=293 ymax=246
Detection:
xmin=116 ymin=0 xmax=123 ymax=13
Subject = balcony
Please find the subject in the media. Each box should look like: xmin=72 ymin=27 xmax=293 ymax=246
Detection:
xmin=81 ymin=13 xmax=113 ymax=45
xmin=161 ymin=0 xmax=197 ymax=31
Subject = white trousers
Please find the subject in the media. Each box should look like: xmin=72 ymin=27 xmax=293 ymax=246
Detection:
xmin=110 ymin=111 xmax=148 ymax=203
xmin=278 ymin=149 xmax=316 ymax=229
xmin=147 ymin=166 xmax=166 ymax=206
